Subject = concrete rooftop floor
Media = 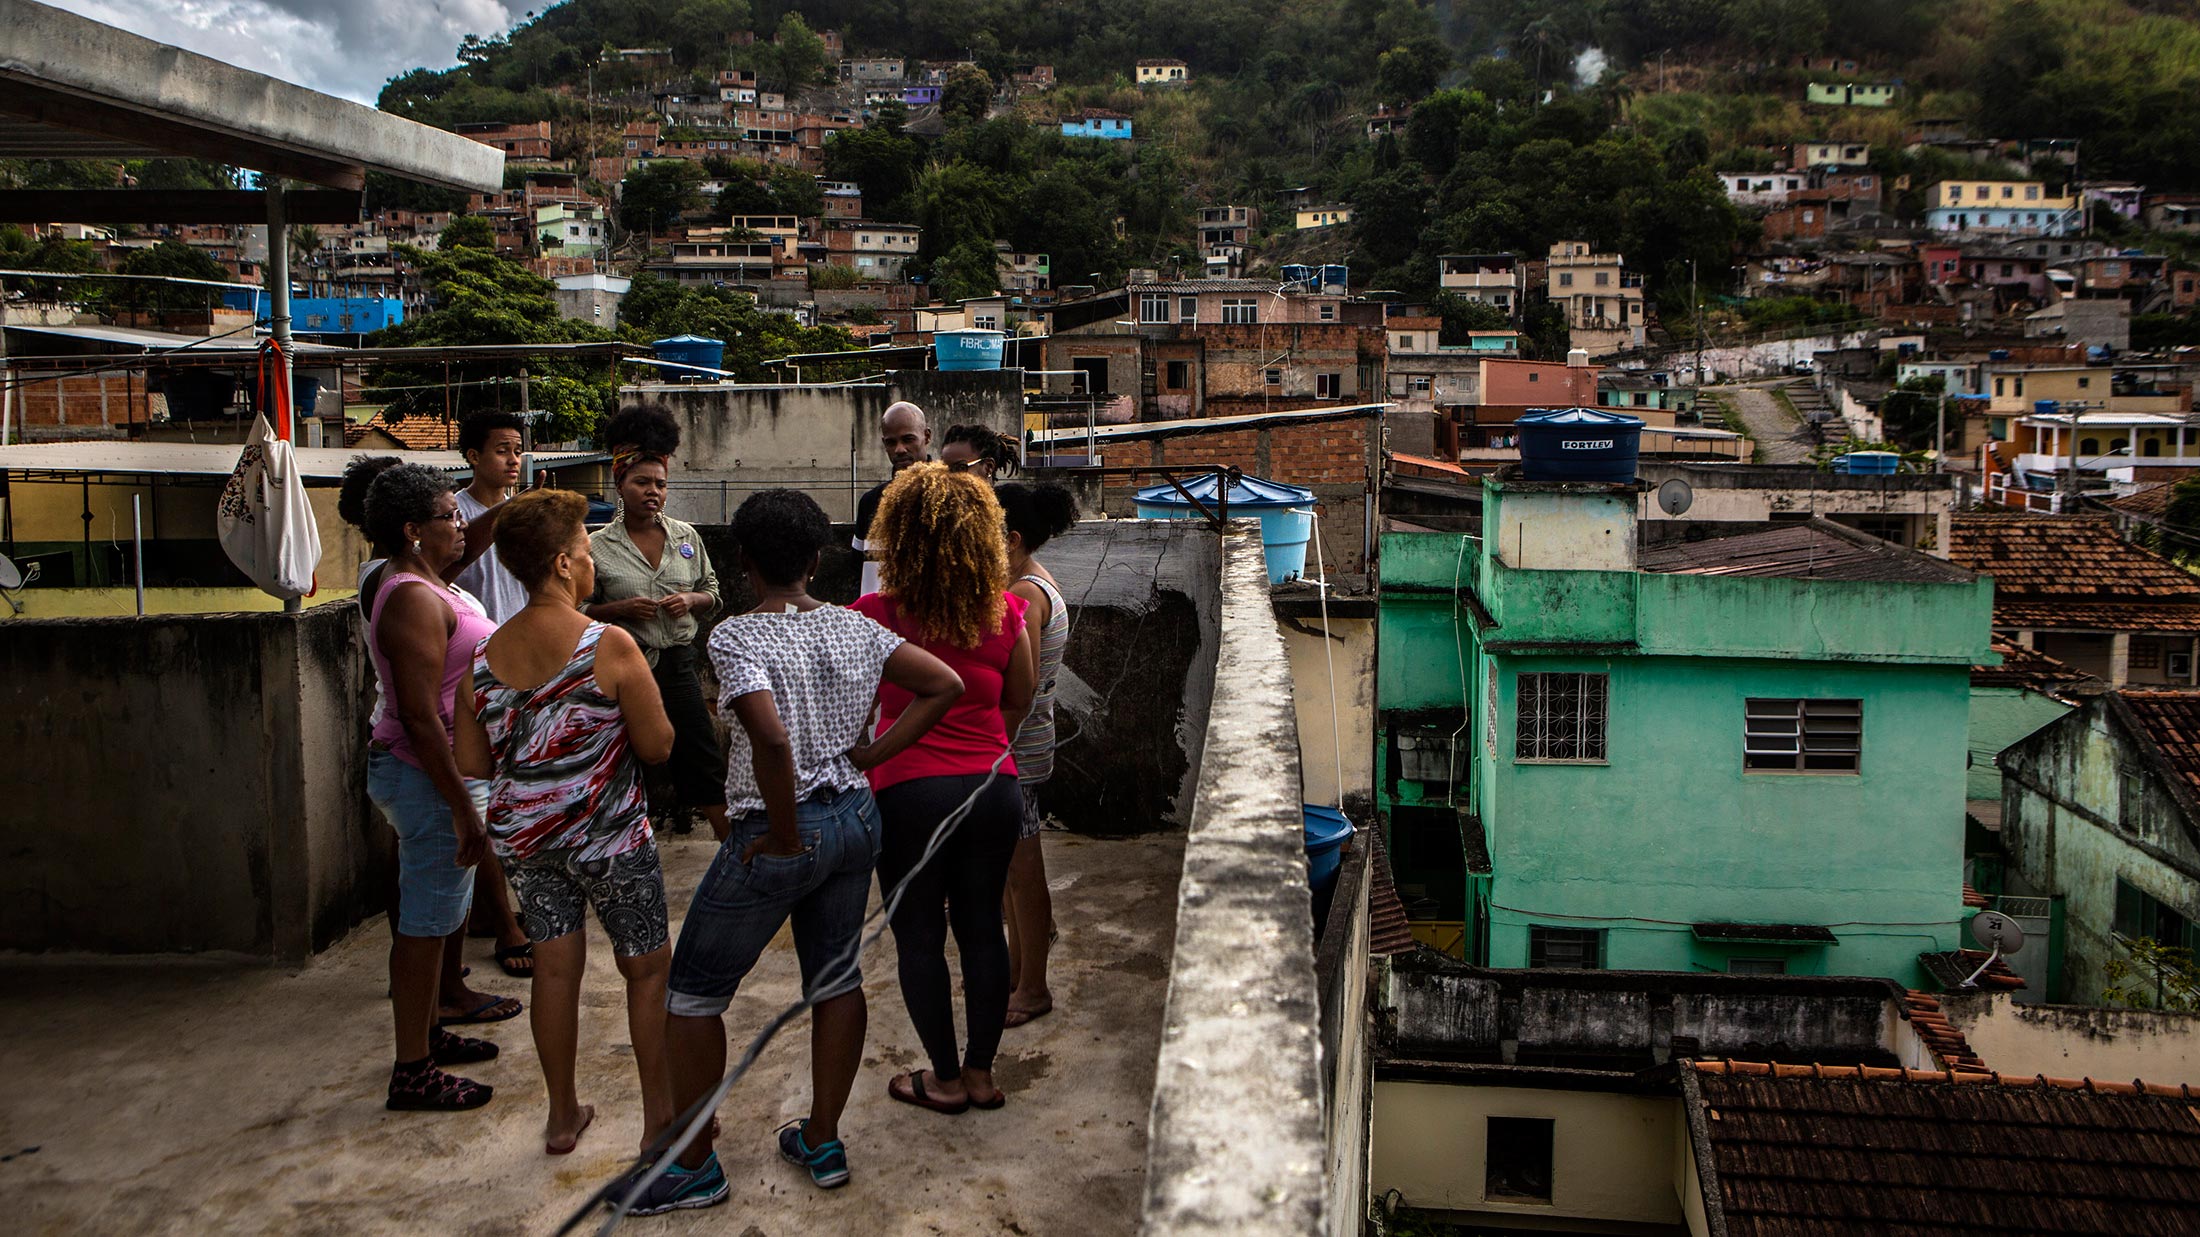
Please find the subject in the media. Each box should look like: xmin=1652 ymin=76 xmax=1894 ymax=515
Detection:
xmin=2 ymin=827 xmax=1184 ymax=1236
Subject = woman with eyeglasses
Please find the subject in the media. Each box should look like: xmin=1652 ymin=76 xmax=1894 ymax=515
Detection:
xmin=937 ymin=423 xmax=1018 ymax=482
xmin=361 ymin=463 xmax=520 ymax=1113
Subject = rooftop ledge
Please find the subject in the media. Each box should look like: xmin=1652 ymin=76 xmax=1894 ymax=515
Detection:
xmin=0 ymin=520 xmax=1344 ymax=1236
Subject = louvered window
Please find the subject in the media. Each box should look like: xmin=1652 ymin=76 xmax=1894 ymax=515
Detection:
xmin=1744 ymin=698 xmax=1862 ymax=773
xmin=1514 ymin=673 xmax=1608 ymax=763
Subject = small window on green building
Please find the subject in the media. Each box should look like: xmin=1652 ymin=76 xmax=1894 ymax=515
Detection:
xmin=1744 ymin=698 xmax=1861 ymax=773
xmin=1728 ymin=957 xmax=1787 ymax=975
xmin=1515 ymin=673 xmax=1608 ymax=763
xmin=1484 ymin=1117 xmax=1555 ymax=1202
xmin=1529 ymin=926 xmax=1603 ymax=969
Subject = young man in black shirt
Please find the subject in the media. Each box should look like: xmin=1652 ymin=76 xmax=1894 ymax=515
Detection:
xmin=852 ymin=401 xmax=930 ymax=595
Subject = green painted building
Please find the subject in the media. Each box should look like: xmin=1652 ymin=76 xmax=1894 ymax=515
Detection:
xmin=1377 ymin=473 xmax=1996 ymax=986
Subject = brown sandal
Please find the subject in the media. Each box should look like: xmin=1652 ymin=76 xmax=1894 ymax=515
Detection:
xmin=888 ymin=1071 xmax=969 ymax=1115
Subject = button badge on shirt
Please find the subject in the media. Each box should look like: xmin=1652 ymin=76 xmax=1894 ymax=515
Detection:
xmin=679 ymin=543 xmax=695 ymax=559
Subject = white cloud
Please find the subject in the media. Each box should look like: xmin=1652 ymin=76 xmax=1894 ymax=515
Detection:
xmin=40 ymin=0 xmax=519 ymax=105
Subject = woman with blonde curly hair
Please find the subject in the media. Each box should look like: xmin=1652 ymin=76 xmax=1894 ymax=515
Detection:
xmin=851 ymin=463 xmax=1036 ymax=1114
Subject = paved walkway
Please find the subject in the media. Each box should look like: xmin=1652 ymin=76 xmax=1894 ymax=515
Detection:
xmin=3 ymin=827 xmax=1184 ymax=1236
xmin=1716 ymin=384 xmax=1814 ymax=465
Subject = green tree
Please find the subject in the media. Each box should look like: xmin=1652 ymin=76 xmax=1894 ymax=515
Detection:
xmin=615 ymin=272 xmax=864 ymax=380
xmin=822 ymin=127 xmax=923 ymax=220
xmin=669 ymin=0 xmax=749 ymax=67
xmin=2102 ymin=936 xmax=2200 ymax=1012
xmin=440 ymin=214 xmax=498 ymax=251
xmin=1877 ymin=375 xmax=1948 ymax=450
xmin=1376 ymin=38 xmax=1448 ymax=104
xmin=113 ymin=240 xmax=232 ymax=313
xmin=930 ymin=236 xmax=1001 ymax=301
xmin=366 ymin=244 xmax=617 ymax=441
xmin=0 ymin=224 xmax=97 ymax=300
xmin=942 ymin=65 xmax=993 ymax=124
xmin=619 ymin=159 xmax=708 ymax=233
xmin=770 ymin=13 xmax=828 ymax=92
xmin=1429 ymin=291 xmax=1512 ymax=343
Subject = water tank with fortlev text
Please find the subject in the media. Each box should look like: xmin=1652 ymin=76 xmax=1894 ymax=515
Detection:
xmin=1134 ymin=471 xmax=1316 ymax=583
xmin=932 ymin=329 xmax=1005 ymax=371
xmin=651 ymin=334 xmax=724 ymax=377
xmin=1833 ymin=450 xmax=1900 ymax=475
xmin=1514 ymin=407 xmax=1645 ymax=483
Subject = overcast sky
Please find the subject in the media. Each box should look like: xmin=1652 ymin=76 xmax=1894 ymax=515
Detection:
xmin=44 ymin=0 xmax=520 ymax=105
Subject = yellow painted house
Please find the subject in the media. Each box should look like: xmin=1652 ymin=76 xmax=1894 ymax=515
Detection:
xmin=1296 ymin=205 xmax=1353 ymax=230
xmin=1135 ymin=58 xmax=1188 ymax=85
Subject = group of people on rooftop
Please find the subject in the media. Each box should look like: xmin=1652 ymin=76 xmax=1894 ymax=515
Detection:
xmin=337 ymin=398 xmax=1077 ymax=1214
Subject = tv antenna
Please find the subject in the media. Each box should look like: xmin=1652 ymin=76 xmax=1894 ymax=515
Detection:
xmin=1656 ymin=477 xmax=1694 ymax=516
xmin=1960 ymin=909 xmax=2025 ymax=988
xmin=0 ymin=553 xmax=40 ymax=615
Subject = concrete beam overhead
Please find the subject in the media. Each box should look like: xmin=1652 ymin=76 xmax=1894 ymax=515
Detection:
xmin=0 ymin=0 xmax=504 ymax=193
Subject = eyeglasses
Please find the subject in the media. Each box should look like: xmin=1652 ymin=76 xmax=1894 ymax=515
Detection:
xmin=945 ymin=459 xmax=994 ymax=474
xmin=428 ymin=510 xmax=466 ymax=525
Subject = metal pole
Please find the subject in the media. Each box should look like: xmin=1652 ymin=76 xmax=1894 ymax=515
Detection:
xmin=518 ymin=365 xmax=534 ymax=489
xmin=2062 ymin=401 xmax=2078 ymax=510
xmin=266 ymin=179 xmax=300 ymax=613
xmin=1935 ymin=389 xmax=1946 ymax=474
xmin=132 ymin=493 xmax=144 ymax=616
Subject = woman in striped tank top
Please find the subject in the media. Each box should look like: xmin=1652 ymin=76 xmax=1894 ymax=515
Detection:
xmin=455 ymin=489 xmax=678 ymax=1158
xmin=996 ymin=482 xmax=1078 ymax=1029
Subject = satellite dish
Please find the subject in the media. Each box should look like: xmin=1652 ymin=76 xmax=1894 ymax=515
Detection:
xmin=0 ymin=555 xmax=20 ymax=591
xmin=1657 ymin=477 xmax=1694 ymax=516
xmin=1970 ymin=910 xmax=2025 ymax=955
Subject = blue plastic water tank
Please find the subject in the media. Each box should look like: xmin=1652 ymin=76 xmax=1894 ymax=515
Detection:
xmin=933 ymin=329 xmax=1005 ymax=371
xmin=2033 ymin=399 xmax=2061 ymax=417
xmin=1304 ymin=803 xmax=1354 ymax=900
xmin=651 ymin=334 xmax=724 ymax=376
xmin=1834 ymin=450 xmax=1900 ymax=475
xmin=1133 ymin=472 xmax=1317 ymax=583
xmin=1515 ymin=408 xmax=1645 ymax=483
xmin=1320 ymin=263 xmax=1349 ymax=292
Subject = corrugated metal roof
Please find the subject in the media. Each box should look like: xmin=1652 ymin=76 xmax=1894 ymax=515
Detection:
xmin=1638 ymin=522 xmax=1975 ymax=583
xmin=1031 ymin=403 xmax=1388 ymax=445
xmin=0 ymin=440 xmax=604 ymax=480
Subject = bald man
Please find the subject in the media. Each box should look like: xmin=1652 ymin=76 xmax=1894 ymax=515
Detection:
xmin=853 ymin=401 xmax=930 ymax=596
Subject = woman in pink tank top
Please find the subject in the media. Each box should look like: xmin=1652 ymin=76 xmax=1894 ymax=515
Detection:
xmin=361 ymin=463 xmax=516 ymax=1113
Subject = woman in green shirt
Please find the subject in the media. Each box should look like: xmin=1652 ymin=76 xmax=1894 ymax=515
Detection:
xmin=586 ymin=453 xmax=728 ymax=839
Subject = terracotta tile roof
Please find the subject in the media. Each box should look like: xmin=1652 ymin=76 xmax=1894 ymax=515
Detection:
xmin=1970 ymin=636 xmax=2107 ymax=694
xmin=2110 ymin=482 xmax=2173 ymax=519
xmin=1637 ymin=521 xmax=1975 ymax=584
xmin=1687 ymin=1060 xmax=2200 ymax=1235
xmin=1918 ymin=948 xmax=2026 ymax=992
xmin=346 ymin=413 xmax=459 ymax=451
xmin=2116 ymin=691 xmax=2200 ymax=799
xmin=1902 ymin=990 xmax=1989 ymax=1072
xmin=1961 ymin=884 xmax=1991 ymax=909
xmin=1366 ymin=825 xmax=1416 ymax=958
xmin=1944 ymin=516 xmax=2200 ymax=633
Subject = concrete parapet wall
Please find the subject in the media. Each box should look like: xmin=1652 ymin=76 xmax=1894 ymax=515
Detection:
xmin=1940 ymin=991 xmax=2200 ymax=1085
xmin=0 ymin=602 xmax=382 ymax=961
xmin=1142 ymin=526 xmax=1326 ymax=1235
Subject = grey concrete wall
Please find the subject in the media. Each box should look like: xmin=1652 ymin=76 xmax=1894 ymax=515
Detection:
xmin=1142 ymin=526 xmax=1327 ymax=1236
xmin=623 ymin=370 xmax=1026 ymax=524
xmin=1939 ymin=991 xmax=2200 ymax=1084
xmin=692 ymin=517 xmax=1221 ymax=836
xmin=1316 ymin=839 xmax=1374 ymax=1237
xmin=0 ymin=603 xmax=382 ymax=961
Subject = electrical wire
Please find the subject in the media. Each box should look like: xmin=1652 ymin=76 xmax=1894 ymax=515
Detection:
xmin=559 ymin=745 xmax=1015 ymax=1237
xmin=0 ymin=320 xmax=260 ymax=394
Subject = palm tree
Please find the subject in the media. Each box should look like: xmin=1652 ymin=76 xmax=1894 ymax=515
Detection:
xmin=1517 ymin=15 xmax=1565 ymax=96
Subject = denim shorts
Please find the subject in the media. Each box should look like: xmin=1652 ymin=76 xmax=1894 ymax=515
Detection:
xmin=666 ymin=785 xmax=881 ymax=1017
xmin=505 ymin=841 xmax=670 ymax=958
xmin=367 ymin=747 xmax=480 ymax=938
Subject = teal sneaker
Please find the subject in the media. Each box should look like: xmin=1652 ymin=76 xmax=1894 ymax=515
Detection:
xmin=777 ymin=1118 xmax=850 ymax=1189
xmin=622 ymin=1153 xmax=730 ymax=1216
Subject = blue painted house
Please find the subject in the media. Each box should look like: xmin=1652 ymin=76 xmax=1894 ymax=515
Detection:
xmin=1061 ymin=108 xmax=1133 ymax=140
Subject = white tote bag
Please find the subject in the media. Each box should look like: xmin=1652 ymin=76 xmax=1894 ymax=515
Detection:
xmin=217 ymin=414 xmax=322 ymax=598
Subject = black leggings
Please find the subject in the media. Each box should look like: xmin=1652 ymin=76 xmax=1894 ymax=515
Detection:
xmin=651 ymin=643 xmax=725 ymax=810
xmin=875 ymin=772 xmax=1024 ymax=1080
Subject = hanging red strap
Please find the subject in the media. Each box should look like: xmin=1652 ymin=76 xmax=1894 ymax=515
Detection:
xmin=258 ymin=337 xmax=292 ymax=441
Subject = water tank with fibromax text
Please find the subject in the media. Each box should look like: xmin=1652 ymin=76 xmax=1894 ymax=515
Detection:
xmin=1134 ymin=472 xmax=1317 ymax=583
xmin=651 ymin=334 xmax=724 ymax=378
xmin=932 ymin=329 xmax=1005 ymax=371
xmin=1514 ymin=408 xmax=1645 ymax=483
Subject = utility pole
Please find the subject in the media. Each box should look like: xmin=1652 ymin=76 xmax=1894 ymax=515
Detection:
xmin=1691 ymin=257 xmax=1703 ymax=386
xmin=1935 ymin=387 xmax=1946 ymax=474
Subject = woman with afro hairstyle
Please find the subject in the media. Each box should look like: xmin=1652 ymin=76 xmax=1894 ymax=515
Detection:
xmin=851 ymin=463 xmax=1036 ymax=1114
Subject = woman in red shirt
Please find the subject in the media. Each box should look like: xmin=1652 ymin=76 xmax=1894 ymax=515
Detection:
xmin=852 ymin=463 xmax=1036 ymax=1114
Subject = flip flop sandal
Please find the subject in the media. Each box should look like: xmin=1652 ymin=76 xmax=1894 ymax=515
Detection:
xmin=431 ymin=1028 xmax=500 ymax=1066
xmin=495 ymin=943 xmax=534 ymax=978
xmin=546 ymin=1104 xmax=596 ymax=1156
xmin=1004 ymin=1004 xmax=1053 ymax=1029
xmin=437 ymin=995 xmax=523 ymax=1027
xmin=888 ymin=1071 xmax=969 ymax=1115
xmin=970 ymin=1089 xmax=1007 ymax=1111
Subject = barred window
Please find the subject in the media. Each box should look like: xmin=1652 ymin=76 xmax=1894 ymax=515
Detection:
xmin=1514 ymin=673 xmax=1608 ymax=763
xmin=1528 ymin=926 xmax=1603 ymax=969
xmin=1138 ymin=293 xmax=1170 ymax=323
xmin=1744 ymin=698 xmax=1862 ymax=773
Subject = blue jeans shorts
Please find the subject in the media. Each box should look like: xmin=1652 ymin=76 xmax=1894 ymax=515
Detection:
xmin=367 ymin=747 xmax=480 ymax=938
xmin=666 ymin=785 xmax=881 ymax=1018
